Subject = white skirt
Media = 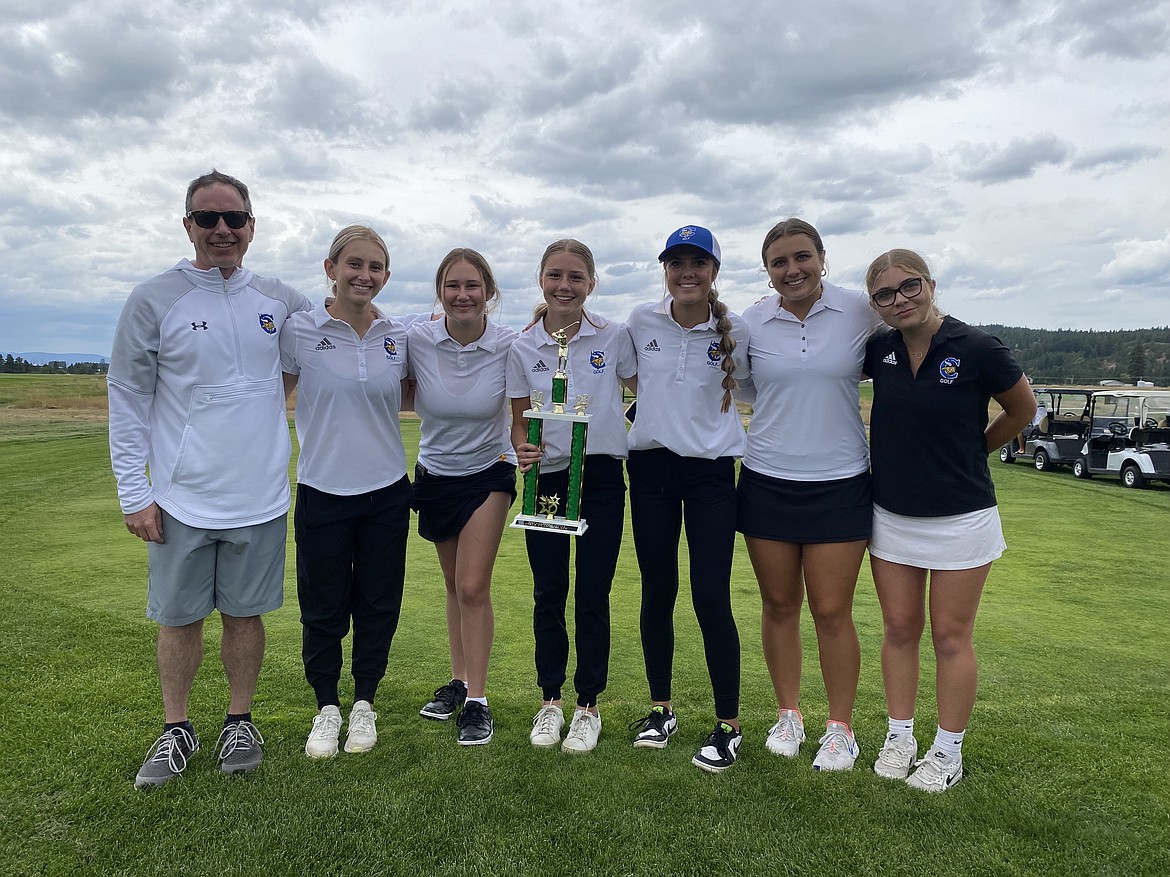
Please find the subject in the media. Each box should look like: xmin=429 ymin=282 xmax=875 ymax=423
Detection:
xmin=869 ymin=504 xmax=1006 ymax=570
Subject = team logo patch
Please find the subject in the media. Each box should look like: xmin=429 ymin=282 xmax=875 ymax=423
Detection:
xmin=384 ymin=336 xmax=398 ymax=359
xmin=258 ymin=313 xmax=276 ymax=334
xmin=706 ymin=341 xmax=722 ymax=366
xmin=678 ymin=227 xmax=697 ymax=240
xmin=939 ymin=357 xmax=960 ymax=384
xmin=590 ymin=350 xmax=606 ymax=372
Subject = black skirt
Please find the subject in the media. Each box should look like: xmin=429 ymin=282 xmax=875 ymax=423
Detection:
xmin=412 ymin=459 xmax=517 ymax=543
xmin=736 ymin=466 xmax=872 ymax=543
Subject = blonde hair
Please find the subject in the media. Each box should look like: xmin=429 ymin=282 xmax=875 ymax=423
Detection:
xmin=326 ymin=225 xmax=390 ymax=295
xmin=865 ymin=249 xmax=943 ymax=316
xmin=532 ymin=239 xmax=606 ymax=329
xmin=865 ymin=248 xmax=933 ymax=292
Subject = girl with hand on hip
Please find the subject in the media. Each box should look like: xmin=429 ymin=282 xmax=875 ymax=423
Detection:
xmin=863 ymin=249 xmax=1034 ymax=791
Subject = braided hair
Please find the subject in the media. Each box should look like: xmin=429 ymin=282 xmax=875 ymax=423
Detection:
xmin=708 ymin=284 xmax=737 ymax=414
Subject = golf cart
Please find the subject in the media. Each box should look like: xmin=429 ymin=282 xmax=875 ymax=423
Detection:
xmin=1072 ymin=389 xmax=1170 ymax=488
xmin=998 ymin=388 xmax=1092 ymax=472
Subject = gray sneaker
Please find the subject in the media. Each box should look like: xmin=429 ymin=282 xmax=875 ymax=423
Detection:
xmin=216 ymin=720 xmax=264 ymax=775
xmin=135 ymin=726 xmax=200 ymax=789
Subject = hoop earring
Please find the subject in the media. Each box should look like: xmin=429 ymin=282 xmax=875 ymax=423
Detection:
xmin=821 ymin=268 xmax=827 ymax=277
xmin=767 ymin=280 xmax=775 ymax=289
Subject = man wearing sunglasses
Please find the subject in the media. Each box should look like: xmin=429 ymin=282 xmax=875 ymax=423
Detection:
xmin=108 ymin=170 xmax=310 ymax=788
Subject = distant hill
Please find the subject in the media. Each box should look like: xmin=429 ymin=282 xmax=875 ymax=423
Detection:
xmin=977 ymin=326 xmax=1170 ymax=386
xmin=2 ymin=352 xmax=109 ymax=366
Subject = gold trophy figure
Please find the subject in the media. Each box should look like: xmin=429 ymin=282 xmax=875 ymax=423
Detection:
xmin=512 ymin=325 xmax=591 ymax=536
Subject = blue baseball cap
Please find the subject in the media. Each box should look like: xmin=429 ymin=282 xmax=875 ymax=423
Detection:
xmin=658 ymin=225 xmax=721 ymax=265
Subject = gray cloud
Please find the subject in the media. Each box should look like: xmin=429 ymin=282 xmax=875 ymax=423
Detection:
xmin=955 ymin=134 xmax=1072 ymax=183
xmin=1071 ymin=144 xmax=1162 ymax=174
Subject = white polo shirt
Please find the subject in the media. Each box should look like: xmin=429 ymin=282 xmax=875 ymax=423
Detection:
xmin=506 ymin=312 xmax=637 ymax=472
xmin=625 ymin=297 xmax=750 ymax=459
xmin=408 ymin=318 xmax=517 ymax=476
xmin=280 ymin=302 xmax=409 ymax=495
xmin=740 ymin=282 xmax=880 ymax=481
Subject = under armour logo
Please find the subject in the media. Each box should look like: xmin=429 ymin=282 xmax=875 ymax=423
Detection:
xmin=191 ymin=321 xmax=208 ymax=330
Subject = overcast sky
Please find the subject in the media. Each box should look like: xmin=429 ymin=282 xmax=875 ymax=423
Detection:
xmin=2 ymin=0 xmax=1168 ymax=356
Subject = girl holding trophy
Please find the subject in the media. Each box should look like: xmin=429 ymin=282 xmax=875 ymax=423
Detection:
xmin=409 ymin=248 xmax=517 ymax=747
xmin=507 ymin=239 xmax=636 ymax=755
xmin=624 ymin=225 xmax=750 ymax=773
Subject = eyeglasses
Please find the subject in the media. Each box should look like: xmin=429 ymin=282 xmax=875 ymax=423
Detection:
xmin=870 ymin=277 xmax=925 ymax=308
xmin=186 ymin=210 xmax=252 ymax=230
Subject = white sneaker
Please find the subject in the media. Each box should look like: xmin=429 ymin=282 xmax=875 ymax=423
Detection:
xmin=561 ymin=708 xmax=601 ymax=753
xmin=873 ymin=733 xmax=918 ymax=779
xmin=812 ymin=721 xmax=860 ymax=771
xmin=305 ymin=705 xmax=342 ymax=759
xmin=765 ymin=709 xmax=805 ymax=757
xmin=906 ymin=746 xmax=963 ymax=792
xmin=345 ymin=701 xmax=378 ymax=753
xmin=530 ymin=704 xmax=564 ymax=748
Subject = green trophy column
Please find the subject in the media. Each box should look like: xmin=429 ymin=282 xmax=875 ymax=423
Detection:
xmin=566 ymin=419 xmax=587 ymax=520
xmin=522 ymin=417 xmax=542 ymax=516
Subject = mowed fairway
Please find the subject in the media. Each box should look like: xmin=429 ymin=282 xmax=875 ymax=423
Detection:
xmin=0 ymin=375 xmax=1167 ymax=877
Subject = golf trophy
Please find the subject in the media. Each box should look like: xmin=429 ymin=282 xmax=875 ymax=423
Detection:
xmin=511 ymin=325 xmax=591 ymax=536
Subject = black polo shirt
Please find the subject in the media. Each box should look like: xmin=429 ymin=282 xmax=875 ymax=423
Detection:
xmin=864 ymin=316 xmax=1022 ymax=517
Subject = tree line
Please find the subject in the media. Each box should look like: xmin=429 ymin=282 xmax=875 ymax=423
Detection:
xmin=0 ymin=355 xmax=109 ymax=375
xmin=3 ymin=326 xmax=1168 ymax=385
xmin=979 ymin=326 xmax=1170 ymax=386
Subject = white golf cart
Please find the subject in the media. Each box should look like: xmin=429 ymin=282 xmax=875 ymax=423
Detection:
xmin=1072 ymin=389 xmax=1170 ymax=488
xmin=999 ymin=388 xmax=1093 ymax=471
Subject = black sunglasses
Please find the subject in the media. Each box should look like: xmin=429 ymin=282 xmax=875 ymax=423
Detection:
xmin=186 ymin=210 xmax=252 ymax=230
xmin=870 ymin=277 xmax=925 ymax=308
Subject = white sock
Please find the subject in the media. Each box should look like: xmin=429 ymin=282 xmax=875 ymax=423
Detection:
xmin=466 ymin=696 xmax=488 ymax=707
xmin=887 ymin=717 xmax=915 ymax=740
xmin=933 ymin=725 xmax=965 ymax=760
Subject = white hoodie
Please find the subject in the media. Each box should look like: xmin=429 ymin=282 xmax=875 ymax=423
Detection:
xmin=108 ymin=259 xmax=310 ymax=528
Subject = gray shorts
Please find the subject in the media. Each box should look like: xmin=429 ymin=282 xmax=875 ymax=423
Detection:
xmin=146 ymin=510 xmax=287 ymax=626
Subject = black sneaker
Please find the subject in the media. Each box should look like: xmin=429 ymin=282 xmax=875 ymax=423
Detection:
xmin=692 ymin=722 xmax=742 ymax=773
xmin=420 ymin=680 xmax=467 ymax=721
xmin=456 ymin=701 xmax=494 ymax=746
xmin=629 ymin=705 xmax=678 ymax=749
xmin=216 ymin=720 xmax=264 ymax=775
xmin=134 ymin=726 xmax=200 ymax=789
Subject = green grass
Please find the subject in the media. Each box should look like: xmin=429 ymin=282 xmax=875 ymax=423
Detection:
xmin=0 ymin=380 xmax=1167 ymax=876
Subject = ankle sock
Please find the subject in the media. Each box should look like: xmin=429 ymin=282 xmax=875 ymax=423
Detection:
xmin=933 ymin=726 xmax=965 ymax=760
xmin=466 ymin=696 xmax=488 ymax=707
xmin=164 ymin=720 xmax=195 ymax=735
xmin=887 ymin=716 xmax=915 ymax=740
xmin=224 ymin=712 xmax=252 ymax=727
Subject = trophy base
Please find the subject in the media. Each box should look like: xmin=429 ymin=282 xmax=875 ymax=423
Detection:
xmin=510 ymin=514 xmax=589 ymax=536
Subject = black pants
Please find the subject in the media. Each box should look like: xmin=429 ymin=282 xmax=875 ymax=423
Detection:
xmin=526 ymin=455 xmax=626 ymax=707
xmin=627 ymin=448 xmax=741 ymax=718
xmin=294 ymin=478 xmax=411 ymax=707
